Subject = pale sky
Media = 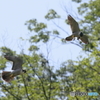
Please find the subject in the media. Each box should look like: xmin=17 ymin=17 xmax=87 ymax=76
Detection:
xmin=0 ymin=0 xmax=86 ymax=69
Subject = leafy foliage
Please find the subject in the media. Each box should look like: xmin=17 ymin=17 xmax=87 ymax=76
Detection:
xmin=45 ymin=9 xmax=60 ymax=20
xmin=0 ymin=0 xmax=100 ymax=100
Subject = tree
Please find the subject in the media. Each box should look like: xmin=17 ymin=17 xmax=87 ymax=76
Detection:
xmin=0 ymin=0 xmax=100 ymax=100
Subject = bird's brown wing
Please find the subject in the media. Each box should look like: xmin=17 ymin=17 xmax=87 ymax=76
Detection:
xmin=68 ymin=15 xmax=80 ymax=33
xmin=2 ymin=71 xmax=14 ymax=82
xmin=4 ymin=55 xmax=23 ymax=70
xmin=65 ymin=35 xmax=74 ymax=41
xmin=80 ymin=35 xmax=89 ymax=44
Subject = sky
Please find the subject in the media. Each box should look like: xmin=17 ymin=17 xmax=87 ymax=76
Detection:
xmin=0 ymin=0 xmax=87 ymax=70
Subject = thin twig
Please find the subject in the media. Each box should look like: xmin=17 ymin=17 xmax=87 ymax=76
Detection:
xmin=48 ymin=67 xmax=52 ymax=100
xmin=52 ymin=21 xmax=69 ymax=35
xmin=70 ymin=41 xmax=83 ymax=48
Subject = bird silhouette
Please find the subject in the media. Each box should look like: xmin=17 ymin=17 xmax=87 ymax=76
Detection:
xmin=65 ymin=15 xmax=89 ymax=44
xmin=2 ymin=55 xmax=26 ymax=82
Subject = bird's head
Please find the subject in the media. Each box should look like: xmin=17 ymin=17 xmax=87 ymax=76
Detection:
xmin=79 ymin=32 xmax=83 ymax=37
xmin=22 ymin=70 xmax=26 ymax=73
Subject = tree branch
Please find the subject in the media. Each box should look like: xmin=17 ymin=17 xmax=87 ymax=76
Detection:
xmin=52 ymin=21 xmax=69 ymax=35
xmin=21 ymin=74 xmax=31 ymax=100
xmin=2 ymin=85 xmax=21 ymax=100
xmin=24 ymin=55 xmax=48 ymax=100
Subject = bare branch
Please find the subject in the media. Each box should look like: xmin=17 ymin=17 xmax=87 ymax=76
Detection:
xmin=70 ymin=41 xmax=82 ymax=48
xmin=52 ymin=21 xmax=69 ymax=35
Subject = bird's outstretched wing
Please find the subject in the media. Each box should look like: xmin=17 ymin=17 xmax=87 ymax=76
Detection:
xmin=65 ymin=35 xmax=74 ymax=41
xmin=2 ymin=69 xmax=22 ymax=82
xmin=2 ymin=55 xmax=24 ymax=82
xmin=80 ymin=35 xmax=89 ymax=44
xmin=66 ymin=15 xmax=89 ymax=44
xmin=68 ymin=15 xmax=80 ymax=33
xmin=2 ymin=71 xmax=14 ymax=82
xmin=4 ymin=55 xmax=23 ymax=70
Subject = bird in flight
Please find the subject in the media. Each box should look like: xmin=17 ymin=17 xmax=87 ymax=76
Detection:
xmin=2 ymin=55 xmax=26 ymax=82
xmin=65 ymin=15 xmax=89 ymax=44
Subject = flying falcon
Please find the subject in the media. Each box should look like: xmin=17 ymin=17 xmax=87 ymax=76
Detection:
xmin=65 ymin=15 xmax=89 ymax=44
xmin=2 ymin=55 xmax=26 ymax=82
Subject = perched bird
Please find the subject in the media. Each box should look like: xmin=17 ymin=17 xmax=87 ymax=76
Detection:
xmin=65 ymin=15 xmax=89 ymax=44
xmin=2 ymin=55 xmax=26 ymax=82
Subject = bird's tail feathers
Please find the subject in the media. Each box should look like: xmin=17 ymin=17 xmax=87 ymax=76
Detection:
xmin=2 ymin=71 xmax=14 ymax=82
